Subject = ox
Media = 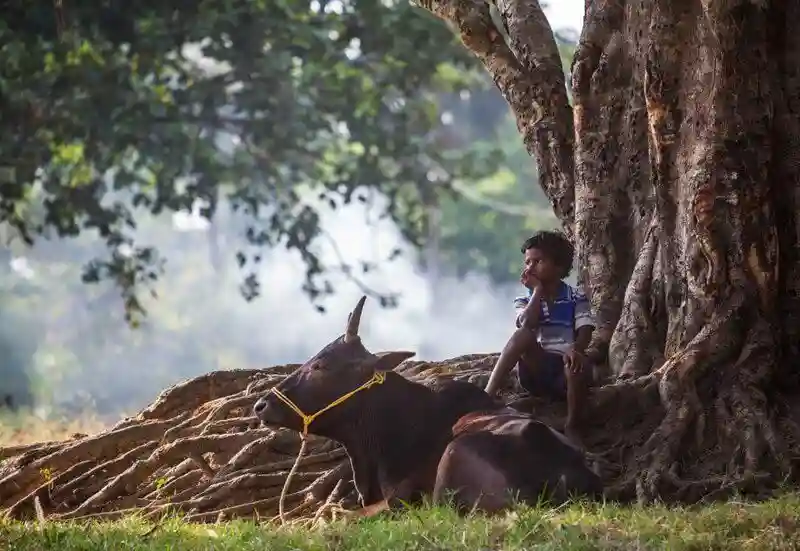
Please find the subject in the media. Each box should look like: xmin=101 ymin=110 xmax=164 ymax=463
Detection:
xmin=253 ymin=296 xmax=603 ymax=516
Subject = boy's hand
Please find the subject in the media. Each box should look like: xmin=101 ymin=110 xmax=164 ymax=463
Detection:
xmin=563 ymin=347 xmax=585 ymax=374
xmin=520 ymin=269 xmax=540 ymax=290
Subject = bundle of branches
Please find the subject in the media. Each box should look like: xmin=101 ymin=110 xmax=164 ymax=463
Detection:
xmin=0 ymin=354 xmax=517 ymax=524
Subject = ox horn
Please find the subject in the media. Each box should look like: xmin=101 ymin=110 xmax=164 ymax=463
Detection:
xmin=344 ymin=295 xmax=367 ymax=342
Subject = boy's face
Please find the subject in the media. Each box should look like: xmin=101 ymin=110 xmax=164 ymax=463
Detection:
xmin=523 ymin=247 xmax=561 ymax=285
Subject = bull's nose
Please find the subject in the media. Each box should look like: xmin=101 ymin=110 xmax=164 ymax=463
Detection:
xmin=253 ymin=397 xmax=269 ymax=417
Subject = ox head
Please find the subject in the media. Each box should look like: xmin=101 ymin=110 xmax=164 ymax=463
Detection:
xmin=253 ymin=295 xmax=415 ymax=436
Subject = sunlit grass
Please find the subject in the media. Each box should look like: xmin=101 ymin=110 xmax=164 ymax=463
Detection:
xmin=2 ymin=495 xmax=800 ymax=550
xmin=0 ymin=411 xmax=108 ymax=447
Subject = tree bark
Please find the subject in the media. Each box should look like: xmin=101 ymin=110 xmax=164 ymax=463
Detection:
xmin=417 ymin=0 xmax=800 ymax=502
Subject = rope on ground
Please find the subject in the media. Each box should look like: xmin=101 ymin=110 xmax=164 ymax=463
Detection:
xmin=278 ymin=434 xmax=308 ymax=525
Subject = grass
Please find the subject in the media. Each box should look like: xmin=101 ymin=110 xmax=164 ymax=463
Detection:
xmin=2 ymin=415 xmax=799 ymax=550
xmin=0 ymin=411 xmax=107 ymax=447
xmin=2 ymin=496 xmax=800 ymax=550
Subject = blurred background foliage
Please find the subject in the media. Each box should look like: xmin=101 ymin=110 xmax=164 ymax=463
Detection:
xmin=0 ymin=1 xmax=576 ymax=419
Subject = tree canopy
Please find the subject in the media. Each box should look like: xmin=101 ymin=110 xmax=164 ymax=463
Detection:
xmin=2 ymin=1 xmax=511 ymax=321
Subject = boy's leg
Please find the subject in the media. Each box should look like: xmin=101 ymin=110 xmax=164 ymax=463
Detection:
xmin=564 ymin=363 xmax=593 ymax=447
xmin=485 ymin=326 xmax=539 ymax=396
xmin=519 ymin=350 xmax=569 ymax=397
xmin=517 ymin=351 xmax=592 ymax=447
xmin=517 ymin=347 xmax=559 ymax=396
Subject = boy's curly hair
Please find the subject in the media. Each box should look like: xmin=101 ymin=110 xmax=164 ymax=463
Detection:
xmin=521 ymin=230 xmax=574 ymax=278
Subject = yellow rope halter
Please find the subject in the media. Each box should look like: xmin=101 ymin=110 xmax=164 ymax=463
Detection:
xmin=269 ymin=371 xmax=386 ymax=436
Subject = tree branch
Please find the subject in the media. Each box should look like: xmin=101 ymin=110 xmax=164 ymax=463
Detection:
xmin=415 ymin=0 xmax=576 ymax=236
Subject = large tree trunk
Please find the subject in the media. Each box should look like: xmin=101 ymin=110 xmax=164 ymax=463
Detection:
xmin=418 ymin=0 xmax=800 ymax=503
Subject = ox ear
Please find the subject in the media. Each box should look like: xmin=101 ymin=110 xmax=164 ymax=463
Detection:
xmin=368 ymin=351 xmax=416 ymax=372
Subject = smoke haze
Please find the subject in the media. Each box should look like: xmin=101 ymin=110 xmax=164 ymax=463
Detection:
xmin=4 ymin=193 xmax=535 ymax=420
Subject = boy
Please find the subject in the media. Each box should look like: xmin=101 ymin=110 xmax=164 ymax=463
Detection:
xmin=484 ymin=230 xmax=596 ymax=446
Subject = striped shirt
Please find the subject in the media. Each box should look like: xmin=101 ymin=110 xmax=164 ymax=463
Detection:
xmin=513 ymin=281 xmax=595 ymax=355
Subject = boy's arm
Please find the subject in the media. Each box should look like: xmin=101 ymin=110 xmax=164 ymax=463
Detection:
xmin=517 ymin=287 xmax=543 ymax=330
xmin=573 ymin=286 xmax=596 ymax=356
xmin=574 ymin=326 xmax=593 ymax=354
xmin=513 ymin=296 xmax=528 ymax=328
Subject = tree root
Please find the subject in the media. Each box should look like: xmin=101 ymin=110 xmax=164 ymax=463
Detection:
xmin=0 ymin=358 xmax=517 ymax=523
xmin=586 ymin=290 xmax=800 ymax=504
xmin=608 ymin=215 xmax=665 ymax=380
xmin=2 ymin=353 xmax=798 ymax=524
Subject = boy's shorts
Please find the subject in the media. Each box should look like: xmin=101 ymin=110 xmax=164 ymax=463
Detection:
xmin=516 ymin=351 xmax=568 ymax=400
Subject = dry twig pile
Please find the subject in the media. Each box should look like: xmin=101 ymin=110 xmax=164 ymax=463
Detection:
xmin=0 ymin=354 xmax=515 ymax=524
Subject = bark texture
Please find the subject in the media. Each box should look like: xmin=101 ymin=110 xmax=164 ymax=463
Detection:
xmin=418 ymin=0 xmax=800 ymax=502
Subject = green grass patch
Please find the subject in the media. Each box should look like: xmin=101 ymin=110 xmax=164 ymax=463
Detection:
xmin=2 ymin=494 xmax=799 ymax=550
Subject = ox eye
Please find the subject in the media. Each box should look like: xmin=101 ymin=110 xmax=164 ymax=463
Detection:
xmin=310 ymin=361 xmax=323 ymax=370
